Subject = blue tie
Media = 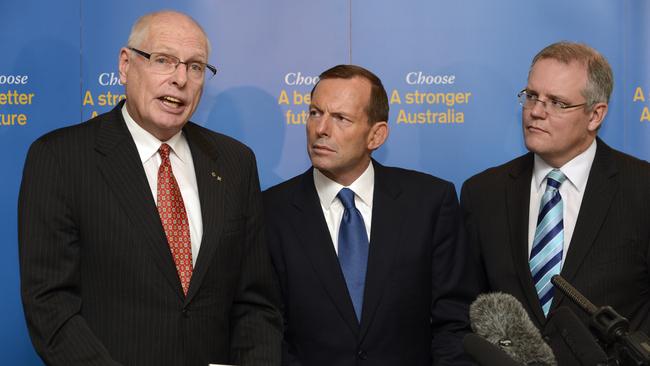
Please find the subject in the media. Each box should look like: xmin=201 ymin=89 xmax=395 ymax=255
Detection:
xmin=337 ymin=188 xmax=369 ymax=323
xmin=530 ymin=169 xmax=567 ymax=316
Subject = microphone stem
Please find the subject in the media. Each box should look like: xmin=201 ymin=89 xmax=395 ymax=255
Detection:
xmin=550 ymin=275 xmax=598 ymax=315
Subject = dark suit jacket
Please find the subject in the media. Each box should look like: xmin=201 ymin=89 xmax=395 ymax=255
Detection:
xmin=460 ymin=138 xmax=650 ymax=363
xmin=18 ymin=103 xmax=282 ymax=366
xmin=263 ymin=160 xmax=476 ymax=366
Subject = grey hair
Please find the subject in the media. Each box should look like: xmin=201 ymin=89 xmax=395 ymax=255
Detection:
xmin=126 ymin=10 xmax=211 ymax=55
xmin=531 ymin=41 xmax=613 ymax=110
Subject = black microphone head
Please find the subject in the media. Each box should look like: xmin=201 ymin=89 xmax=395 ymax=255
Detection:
xmin=463 ymin=333 xmax=524 ymax=366
xmin=544 ymin=306 xmax=608 ymax=366
xmin=470 ymin=292 xmax=556 ymax=365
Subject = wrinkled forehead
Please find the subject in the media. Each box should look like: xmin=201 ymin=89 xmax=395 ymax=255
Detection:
xmin=143 ymin=13 xmax=209 ymax=56
xmin=527 ymin=59 xmax=587 ymax=92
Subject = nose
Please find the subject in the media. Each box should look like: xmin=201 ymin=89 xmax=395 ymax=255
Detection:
xmin=529 ymin=99 xmax=547 ymax=118
xmin=315 ymin=115 xmax=332 ymax=136
xmin=170 ymin=62 xmax=188 ymax=87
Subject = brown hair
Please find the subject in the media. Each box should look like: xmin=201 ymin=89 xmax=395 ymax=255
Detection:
xmin=311 ymin=64 xmax=389 ymax=124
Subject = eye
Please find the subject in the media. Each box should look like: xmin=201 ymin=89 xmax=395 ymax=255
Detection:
xmin=549 ymin=99 xmax=568 ymax=109
xmin=334 ymin=114 xmax=353 ymax=125
xmin=308 ymin=109 xmax=321 ymax=118
xmin=153 ymin=54 xmax=174 ymax=65
xmin=525 ymin=93 xmax=538 ymax=101
xmin=332 ymin=114 xmax=344 ymax=122
xmin=188 ymin=62 xmax=205 ymax=72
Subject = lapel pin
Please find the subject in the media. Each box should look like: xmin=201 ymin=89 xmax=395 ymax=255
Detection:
xmin=211 ymin=171 xmax=222 ymax=181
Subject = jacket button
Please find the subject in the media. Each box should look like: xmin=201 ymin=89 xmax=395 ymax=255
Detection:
xmin=357 ymin=349 xmax=367 ymax=360
xmin=182 ymin=308 xmax=190 ymax=318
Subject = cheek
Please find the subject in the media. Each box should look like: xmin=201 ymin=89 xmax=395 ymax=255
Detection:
xmin=522 ymin=111 xmax=536 ymax=125
xmin=306 ymin=124 xmax=316 ymax=139
xmin=191 ymin=87 xmax=203 ymax=103
xmin=550 ymin=121 xmax=571 ymax=137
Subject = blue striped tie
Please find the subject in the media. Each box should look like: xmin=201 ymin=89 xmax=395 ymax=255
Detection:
xmin=530 ymin=169 xmax=567 ymax=316
xmin=337 ymin=188 xmax=369 ymax=323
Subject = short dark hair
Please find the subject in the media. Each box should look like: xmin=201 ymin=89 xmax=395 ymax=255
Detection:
xmin=311 ymin=64 xmax=389 ymax=124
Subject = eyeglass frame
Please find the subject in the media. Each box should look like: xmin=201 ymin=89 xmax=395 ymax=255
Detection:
xmin=128 ymin=47 xmax=217 ymax=79
xmin=517 ymin=89 xmax=588 ymax=114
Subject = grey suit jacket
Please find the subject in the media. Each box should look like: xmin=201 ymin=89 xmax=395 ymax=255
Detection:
xmin=19 ymin=102 xmax=282 ymax=366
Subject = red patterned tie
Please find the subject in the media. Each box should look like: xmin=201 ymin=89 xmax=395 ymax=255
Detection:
xmin=157 ymin=143 xmax=193 ymax=295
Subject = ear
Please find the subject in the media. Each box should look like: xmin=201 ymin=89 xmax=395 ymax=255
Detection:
xmin=367 ymin=121 xmax=389 ymax=151
xmin=586 ymin=102 xmax=608 ymax=132
xmin=118 ymin=47 xmax=131 ymax=85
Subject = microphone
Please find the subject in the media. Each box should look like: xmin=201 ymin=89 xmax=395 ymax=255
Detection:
xmin=551 ymin=275 xmax=650 ymax=365
xmin=469 ymin=292 xmax=557 ymax=365
xmin=544 ymin=306 xmax=608 ymax=365
xmin=463 ymin=333 xmax=523 ymax=366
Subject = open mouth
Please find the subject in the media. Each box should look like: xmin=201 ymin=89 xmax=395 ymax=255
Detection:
xmin=159 ymin=96 xmax=185 ymax=108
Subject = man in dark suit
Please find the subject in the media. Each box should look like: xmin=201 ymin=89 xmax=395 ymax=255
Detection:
xmin=264 ymin=65 xmax=475 ymax=365
xmin=18 ymin=10 xmax=281 ymax=366
xmin=461 ymin=42 xmax=650 ymax=362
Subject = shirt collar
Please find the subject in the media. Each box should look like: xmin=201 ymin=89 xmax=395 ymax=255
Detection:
xmin=122 ymin=104 xmax=189 ymax=163
xmin=533 ymin=138 xmax=597 ymax=193
xmin=313 ymin=161 xmax=375 ymax=210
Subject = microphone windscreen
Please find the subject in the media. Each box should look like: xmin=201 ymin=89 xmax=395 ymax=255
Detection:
xmin=463 ymin=333 xmax=523 ymax=366
xmin=470 ymin=293 xmax=556 ymax=365
xmin=544 ymin=306 xmax=608 ymax=365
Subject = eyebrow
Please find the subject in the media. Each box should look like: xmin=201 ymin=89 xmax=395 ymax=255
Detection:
xmin=151 ymin=48 xmax=208 ymax=62
xmin=526 ymin=87 xmax=569 ymax=102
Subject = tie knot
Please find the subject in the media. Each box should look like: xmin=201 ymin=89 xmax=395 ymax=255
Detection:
xmin=159 ymin=143 xmax=171 ymax=160
xmin=546 ymin=169 xmax=567 ymax=189
xmin=338 ymin=188 xmax=357 ymax=210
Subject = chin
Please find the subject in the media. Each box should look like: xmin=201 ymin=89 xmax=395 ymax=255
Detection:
xmin=157 ymin=116 xmax=188 ymax=129
xmin=310 ymin=159 xmax=328 ymax=170
xmin=524 ymin=135 xmax=547 ymax=152
xmin=525 ymin=144 xmax=549 ymax=157
xmin=311 ymin=159 xmax=336 ymax=174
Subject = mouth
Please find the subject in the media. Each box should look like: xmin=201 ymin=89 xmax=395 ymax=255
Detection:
xmin=526 ymin=125 xmax=547 ymax=134
xmin=312 ymin=143 xmax=336 ymax=154
xmin=158 ymin=95 xmax=186 ymax=109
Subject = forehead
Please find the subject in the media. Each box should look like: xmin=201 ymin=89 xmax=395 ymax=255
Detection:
xmin=144 ymin=14 xmax=208 ymax=58
xmin=527 ymin=58 xmax=587 ymax=97
xmin=312 ymin=77 xmax=371 ymax=110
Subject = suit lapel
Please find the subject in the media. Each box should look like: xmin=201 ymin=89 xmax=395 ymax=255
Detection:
xmin=94 ymin=105 xmax=184 ymax=300
xmin=290 ymin=170 xmax=360 ymax=336
xmin=182 ymin=123 xmax=225 ymax=305
xmin=359 ymin=161 xmax=402 ymax=340
xmin=554 ymin=138 xmax=618 ymax=308
xmin=505 ymin=154 xmax=547 ymax=324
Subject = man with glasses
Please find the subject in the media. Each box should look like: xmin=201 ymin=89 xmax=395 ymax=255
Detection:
xmin=461 ymin=42 xmax=650 ymax=362
xmin=19 ymin=10 xmax=281 ymax=366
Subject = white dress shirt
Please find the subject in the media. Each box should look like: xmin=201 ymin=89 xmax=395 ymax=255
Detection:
xmin=122 ymin=106 xmax=203 ymax=265
xmin=528 ymin=139 xmax=597 ymax=268
xmin=313 ymin=162 xmax=374 ymax=254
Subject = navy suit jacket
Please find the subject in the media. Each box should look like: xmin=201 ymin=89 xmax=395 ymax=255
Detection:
xmin=264 ymin=160 xmax=476 ymax=366
xmin=461 ymin=138 xmax=650 ymax=364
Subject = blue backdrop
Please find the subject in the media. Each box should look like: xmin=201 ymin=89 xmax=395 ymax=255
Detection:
xmin=2 ymin=0 xmax=648 ymax=363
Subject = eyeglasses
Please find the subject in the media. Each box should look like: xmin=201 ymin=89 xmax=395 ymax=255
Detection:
xmin=517 ymin=90 xmax=587 ymax=114
xmin=128 ymin=47 xmax=217 ymax=80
